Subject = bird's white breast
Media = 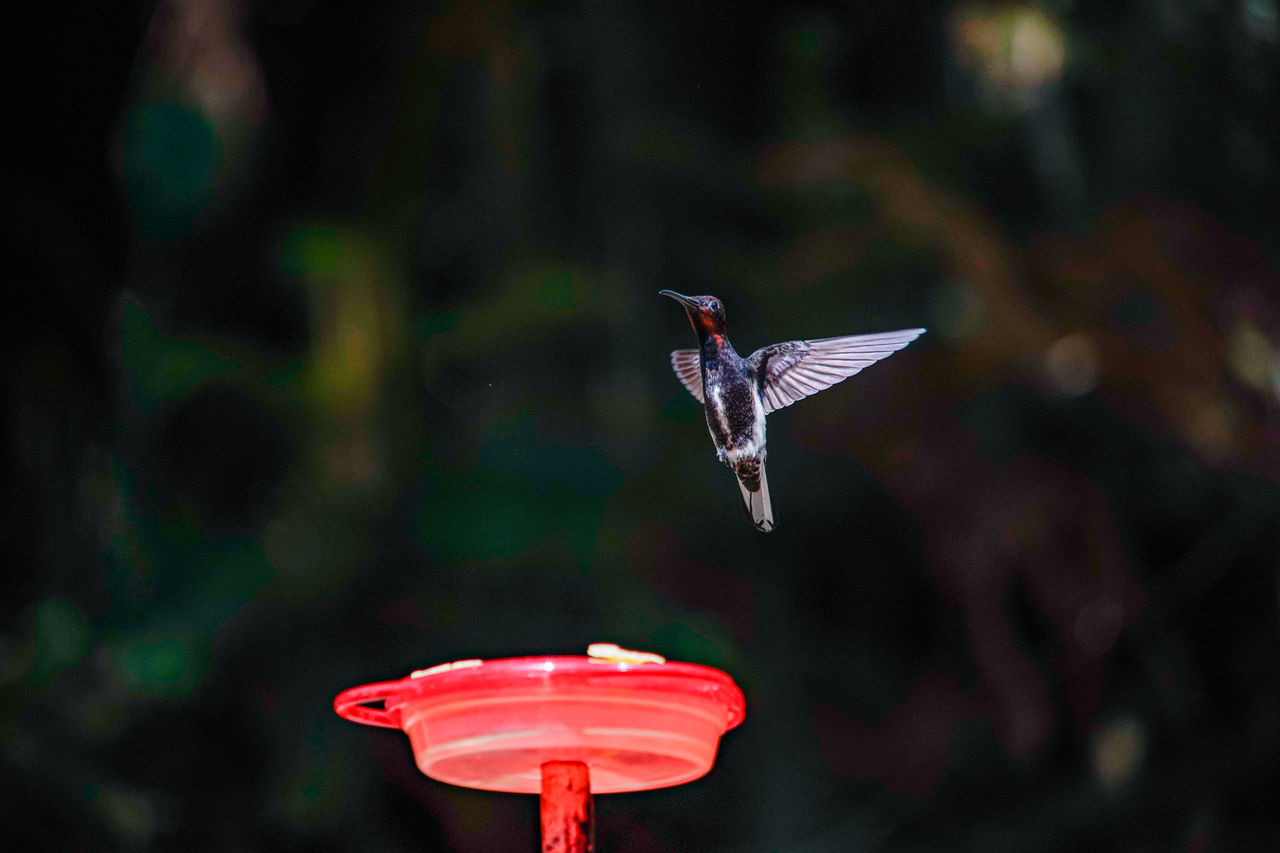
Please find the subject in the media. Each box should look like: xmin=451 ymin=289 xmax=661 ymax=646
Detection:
xmin=708 ymin=384 xmax=733 ymax=442
xmin=743 ymin=388 xmax=766 ymax=458
xmin=708 ymin=385 xmax=767 ymax=464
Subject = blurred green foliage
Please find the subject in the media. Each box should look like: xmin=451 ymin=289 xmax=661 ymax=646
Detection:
xmin=25 ymin=600 xmax=92 ymax=689
xmin=121 ymin=99 xmax=220 ymax=239
xmin=8 ymin=1 xmax=1280 ymax=851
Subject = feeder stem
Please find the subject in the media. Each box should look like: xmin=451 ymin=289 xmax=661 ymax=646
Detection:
xmin=540 ymin=761 xmax=593 ymax=852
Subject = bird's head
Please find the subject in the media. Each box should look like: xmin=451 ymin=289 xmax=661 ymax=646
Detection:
xmin=659 ymin=290 xmax=727 ymax=337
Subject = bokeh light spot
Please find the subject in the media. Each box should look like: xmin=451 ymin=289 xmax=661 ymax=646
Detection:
xmin=25 ymin=599 xmax=91 ymax=688
xmin=950 ymin=3 xmax=1066 ymax=98
xmin=795 ymin=29 xmax=821 ymax=55
xmin=116 ymin=633 xmax=205 ymax=699
xmin=94 ymin=787 xmax=156 ymax=839
xmin=1092 ymin=715 xmax=1146 ymax=790
xmin=535 ymin=270 xmax=580 ymax=309
xmin=1074 ymin=595 xmax=1124 ymax=656
xmin=1044 ymin=333 xmax=1099 ymax=396
xmin=130 ymin=637 xmax=186 ymax=682
xmin=1186 ymin=393 xmax=1236 ymax=460
xmin=117 ymin=296 xmax=241 ymax=410
xmin=1244 ymin=0 xmax=1279 ymax=39
xmin=281 ymin=226 xmax=347 ymax=280
xmin=121 ymin=99 xmax=221 ymax=239
xmin=283 ymin=225 xmax=395 ymax=442
xmin=1226 ymin=319 xmax=1273 ymax=392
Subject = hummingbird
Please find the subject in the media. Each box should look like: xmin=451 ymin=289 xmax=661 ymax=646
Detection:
xmin=660 ymin=290 xmax=924 ymax=532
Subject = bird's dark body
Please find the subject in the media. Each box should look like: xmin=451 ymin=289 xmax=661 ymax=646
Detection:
xmin=698 ymin=340 xmax=764 ymax=490
xmin=660 ymin=289 xmax=924 ymax=532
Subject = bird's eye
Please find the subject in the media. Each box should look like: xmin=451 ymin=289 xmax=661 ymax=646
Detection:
xmin=709 ymin=301 xmax=719 ymax=312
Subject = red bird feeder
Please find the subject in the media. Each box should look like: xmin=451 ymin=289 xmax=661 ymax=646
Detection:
xmin=334 ymin=644 xmax=746 ymax=851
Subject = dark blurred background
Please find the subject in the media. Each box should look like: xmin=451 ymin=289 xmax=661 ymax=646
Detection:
xmin=6 ymin=0 xmax=1280 ymax=850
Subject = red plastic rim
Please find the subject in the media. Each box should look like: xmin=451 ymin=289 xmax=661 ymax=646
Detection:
xmin=335 ymin=654 xmax=746 ymax=793
xmin=335 ymin=655 xmax=746 ymax=729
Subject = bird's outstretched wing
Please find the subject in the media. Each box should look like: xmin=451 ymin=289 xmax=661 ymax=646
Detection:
xmin=670 ymin=349 xmax=705 ymax=403
xmin=747 ymin=328 xmax=925 ymax=414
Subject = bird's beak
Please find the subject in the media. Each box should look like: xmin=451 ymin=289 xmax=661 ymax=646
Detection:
xmin=659 ymin=290 xmax=699 ymax=311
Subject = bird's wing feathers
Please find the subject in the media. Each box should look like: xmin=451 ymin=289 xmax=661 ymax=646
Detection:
xmin=748 ymin=328 xmax=925 ymax=414
xmin=670 ymin=349 xmax=705 ymax=403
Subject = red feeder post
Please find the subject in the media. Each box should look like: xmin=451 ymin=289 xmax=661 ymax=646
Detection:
xmin=540 ymin=760 xmax=593 ymax=852
xmin=334 ymin=645 xmax=744 ymax=850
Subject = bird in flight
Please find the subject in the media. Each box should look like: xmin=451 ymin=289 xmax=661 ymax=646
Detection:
xmin=660 ymin=290 xmax=924 ymax=532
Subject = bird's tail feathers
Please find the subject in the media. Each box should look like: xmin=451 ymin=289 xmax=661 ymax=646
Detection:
xmin=736 ymin=463 xmax=774 ymax=533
